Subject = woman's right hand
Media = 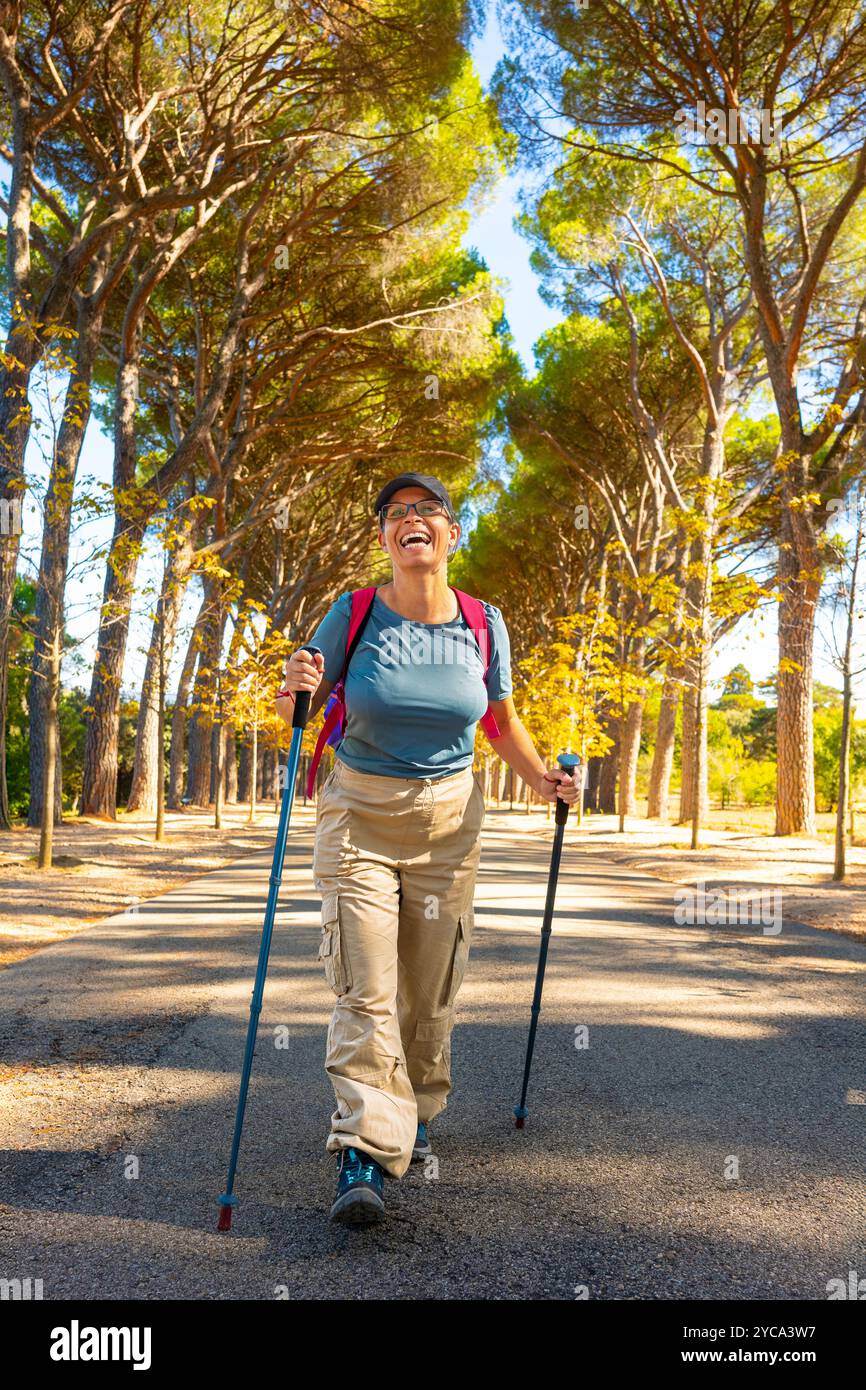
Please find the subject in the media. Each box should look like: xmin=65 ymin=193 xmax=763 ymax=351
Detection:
xmin=280 ymin=648 xmax=325 ymax=698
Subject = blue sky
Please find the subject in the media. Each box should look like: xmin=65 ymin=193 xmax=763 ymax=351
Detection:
xmin=466 ymin=7 xmax=561 ymax=370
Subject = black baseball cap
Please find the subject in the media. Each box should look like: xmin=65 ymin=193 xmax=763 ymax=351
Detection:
xmin=374 ymin=472 xmax=455 ymax=519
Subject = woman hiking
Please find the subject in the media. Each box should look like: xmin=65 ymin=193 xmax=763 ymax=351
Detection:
xmin=276 ymin=472 xmax=578 ymax=1226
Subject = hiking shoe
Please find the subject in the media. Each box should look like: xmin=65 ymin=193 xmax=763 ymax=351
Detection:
xmin=329 ymin=1146 xmax=386 ymax=1226
xmin=411 ymin=1121 xmax=432 ymax=1162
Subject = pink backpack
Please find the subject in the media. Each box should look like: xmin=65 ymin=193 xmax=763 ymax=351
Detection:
xmin=305 ymin=586 xmax=503 ymax=797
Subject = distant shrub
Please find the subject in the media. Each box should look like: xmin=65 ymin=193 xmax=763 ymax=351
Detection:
xmin=739 ymin=760 xmax=777 ymax=806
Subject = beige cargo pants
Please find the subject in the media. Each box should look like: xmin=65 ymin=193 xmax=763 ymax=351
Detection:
xmin=312 ymin=756 xmax=485 ymax=1180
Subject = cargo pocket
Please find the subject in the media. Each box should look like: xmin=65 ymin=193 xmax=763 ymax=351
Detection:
xmin=406 ymin=1012 xmax=453 ymax=1085
xmin=329 ymin=1020 xmax=401 ymax=1087
xmin=444 ymin=909 xmax=472 ymax=1009
xmin=318 ymin=891 xmax=350 ymax=996
xmin=412 ymin=1014 xmax=452 ymax=1047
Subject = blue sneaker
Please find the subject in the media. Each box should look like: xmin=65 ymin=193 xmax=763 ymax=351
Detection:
xmin=411 ymin=1121 xmax=432 ymax=1162
xmin=329 ymin=1146 xmax=386 ymax=1225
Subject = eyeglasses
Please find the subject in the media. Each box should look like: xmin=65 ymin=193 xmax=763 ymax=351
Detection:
xmin=379 ymin=499 xmax=451 ymax=522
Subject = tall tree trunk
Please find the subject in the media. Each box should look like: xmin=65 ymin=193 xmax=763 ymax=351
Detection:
xmin=599 ymin=717 xmax=620 ymax=813
xmin=775 ymin=517 xmax=819 ymax=835
xmin=494 ymin=759 xmax=504 ymax=804
xmin=126 ymin=530 xmax=192 ymax=812
xmin=739 ymin=212 xmax=827 ymax=838
xmin=29 ymin=256 xmax=109 ymax=826
xmin=0 ymin=32 xmax=36 ymax=830
xmin=678 ymin=405 xmax=725 ymax=836
xmin=262 ymin=745 xmax=275 ymax=801
xmin=248 ymin=721 xmax=259 ymax=822
xmin=185 ymin=582 xmax=223 ymax=808
xmin=37 ymin=628 xmax=60 ymax=868
xmin=167 ymin=597 xmax=207 ymax=809
xmin=678 ymin=522 xmax=714 ymax=829
xmin=257 ymin=738 xmax=266 ymax=802
xmin=224 ymin=725 xmax=237 ymax=803
xmin=585 ymin=755 xmax=602 ymax=812
xmin=618 ymin=632 xmax=646 ymax=822
xmin=0 ymin=535 xmax=21 ymax=829
xmin=618 ymin=694 xmax=645 ymax=819
xmin=81 ymin=514 xmax=146 ymax=817
xmin=81 ymin=318 xmax=145 ymax=818
xmin=678 ymin=650 xmax=709 ymax=825
xmin=213 ymin=679 xmax=225 ymax=829
xmin=186 ymin=674 xmax=213 ymax=807
xmin=218 ymin=608 xmax=244 ymax=808
xmin=238 ymin=733 xmax=251 ymax=804
xmin=833 ymin=502 xmax=862 ymax=879
xmin=835 ymin=662 xmax=854 ymax=882
xmin=647 ymin=674 xmax=680 ymax=819
xmin=155 ymin=597 xmax=166 ymax=843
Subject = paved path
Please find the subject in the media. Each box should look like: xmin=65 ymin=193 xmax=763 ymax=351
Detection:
xmin=1 ymin=814 xmax=864 ymax=1300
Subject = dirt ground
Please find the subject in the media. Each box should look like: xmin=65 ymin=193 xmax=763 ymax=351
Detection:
xmin=1 ymin=799 xmax=864 ymax=971
xmin=0 ymin=801 xmax=321 ymax=969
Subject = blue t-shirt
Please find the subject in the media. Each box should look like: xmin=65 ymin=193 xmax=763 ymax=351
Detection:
xmin=304 ymin=589 xmax=512 ymax=779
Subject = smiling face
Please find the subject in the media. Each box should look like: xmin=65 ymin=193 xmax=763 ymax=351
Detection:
xmin=377 ymin=485 xmax=460 ymax=573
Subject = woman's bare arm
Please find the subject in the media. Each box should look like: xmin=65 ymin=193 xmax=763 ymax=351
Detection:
xmin=485 ymin=696 xmax=579 ymax=805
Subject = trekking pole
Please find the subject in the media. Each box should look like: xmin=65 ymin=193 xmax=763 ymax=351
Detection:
xmin=217 ymin=671 xmax=312 ymax=1231
xmin=513 ymin=751 xmax=581 ymax=1129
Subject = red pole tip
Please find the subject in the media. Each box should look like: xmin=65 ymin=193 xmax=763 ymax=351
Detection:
xmin=217 ymin=1205 xmax=233 ymax=1231
xmin=514 ymin=1116 xmax=525 ymax=1129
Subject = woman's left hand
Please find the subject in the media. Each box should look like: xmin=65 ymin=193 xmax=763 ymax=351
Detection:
xmin=536 ymin=768 xmax=580 ymax=805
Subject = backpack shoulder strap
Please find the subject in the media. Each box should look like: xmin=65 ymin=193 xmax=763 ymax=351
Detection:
xmin=451 ymin=588 xmax=489 ymax=670
xmin=341 ymin=587 xmax=377 ymax=684
xmin=305 ymin=587 xmax=377 ymax=798
xmin=451 ymin=587 xmax=502 ymax=740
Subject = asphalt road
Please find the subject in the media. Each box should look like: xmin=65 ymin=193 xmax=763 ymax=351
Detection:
xmin=1 ymin=814 xmax=864 ymax=1301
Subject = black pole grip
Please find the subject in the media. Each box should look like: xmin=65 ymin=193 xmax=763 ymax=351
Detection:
xmin=553 ymin=751 xmax=581 ymax=826
xmin=292 ymin=690 xmax=311 ymax=729
xmin=291 ymin=647 xmax=315 ymax=729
